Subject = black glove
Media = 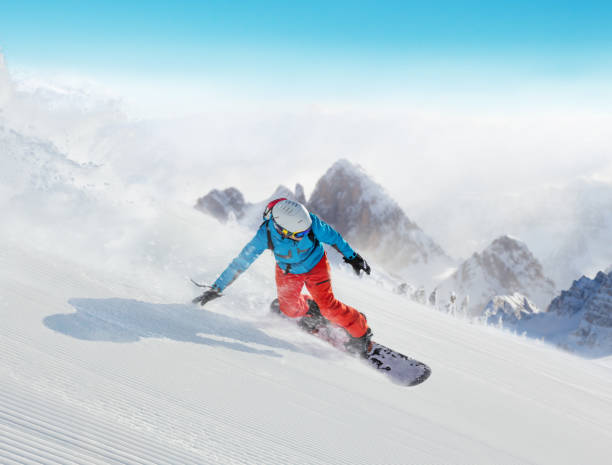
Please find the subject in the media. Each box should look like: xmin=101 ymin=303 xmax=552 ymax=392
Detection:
xmin=343 ymin=253 xmax=371 ymax=276
xmin=192 ymin=286 xmax=222 ymax=306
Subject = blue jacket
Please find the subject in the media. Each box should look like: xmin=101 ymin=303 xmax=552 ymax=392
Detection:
xmin=213 ymin=213 xmax=356 ymax=292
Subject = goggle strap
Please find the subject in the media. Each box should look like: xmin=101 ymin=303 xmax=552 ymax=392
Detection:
xmin=263 ymin=197 xmax=288 ymax=220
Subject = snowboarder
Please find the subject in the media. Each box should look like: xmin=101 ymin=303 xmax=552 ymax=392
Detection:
xmin=193 ymin=198 xmax=373 ymax=356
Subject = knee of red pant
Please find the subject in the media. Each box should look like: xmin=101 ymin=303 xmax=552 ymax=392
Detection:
xmin=279 ymin=295 xmax=309 ymax=318
xmin=279 ymin=304 xmax=300 ymax=318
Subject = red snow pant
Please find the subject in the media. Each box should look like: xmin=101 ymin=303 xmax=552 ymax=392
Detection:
xmin=275 ymin=253 xmax=368 ymax=338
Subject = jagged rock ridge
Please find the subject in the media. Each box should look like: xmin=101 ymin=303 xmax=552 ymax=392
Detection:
xmin=194 ymin=188 xmax=247 ymax=223
xmin=549 ymin=270 xmax=612 ymax=329
xmin=506 ymin=270 xmax=612 ymax=356
xmin=195 ymin=184 xmax=306 ymax=227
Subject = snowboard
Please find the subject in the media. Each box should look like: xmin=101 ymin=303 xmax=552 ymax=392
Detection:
xmin=270 ymin=300 xmax=431 ymax=387
xmin=365 ymin=341 xmax=431 ymax=387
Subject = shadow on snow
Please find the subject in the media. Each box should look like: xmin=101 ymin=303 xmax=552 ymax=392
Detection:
xmin=44 ymin=298 xmax=300 ymax=358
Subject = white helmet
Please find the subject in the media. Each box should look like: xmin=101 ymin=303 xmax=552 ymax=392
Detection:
xmin=271 ymin=199 xmax=312 ymax=234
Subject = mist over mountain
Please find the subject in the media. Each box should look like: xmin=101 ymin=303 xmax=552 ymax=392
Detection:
xmin=411 ymin=177 xmax=612 ymax=292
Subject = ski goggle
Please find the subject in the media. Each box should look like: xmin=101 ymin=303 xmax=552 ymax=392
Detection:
xmin=273 ymin=221 xmax=311 ymax=240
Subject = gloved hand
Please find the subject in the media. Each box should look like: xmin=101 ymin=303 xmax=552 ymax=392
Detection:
xmin=343 ymin=253 xmax=371 ymax=276
xmin=192 ymin=286 xmax=222 ymax=306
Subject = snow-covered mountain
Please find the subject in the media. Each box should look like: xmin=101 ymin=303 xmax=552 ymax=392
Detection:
xmin=0 ymin=53 xmax=126 ymax=166
xmin=436 ymin=235 xmax=556 ymax=316
xmin=546 ymin=270 xmax=612 ymax=354
xmin=483 ymin=292 xmax=540 ymax=325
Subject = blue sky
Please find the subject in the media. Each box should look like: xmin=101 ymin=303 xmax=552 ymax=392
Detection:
xmin=1 ymin=1 xmax=611 ymax=103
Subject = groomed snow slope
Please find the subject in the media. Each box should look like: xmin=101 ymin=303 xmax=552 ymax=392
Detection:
xmin=2 ymin=205 xmax=612 ymax=465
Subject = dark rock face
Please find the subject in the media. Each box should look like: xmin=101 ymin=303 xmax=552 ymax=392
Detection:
xmin=549 ymin=271 xmax=612 ymax=328
xmin=507 ymin=269 xmax=612 ymax=355
xmin=307 ymin=159 xmax=450 ymax=275
xmin=194 ymin=184 xmax=307 ymax=226
xmin=195 ymin=187 xmax=246 ymax=223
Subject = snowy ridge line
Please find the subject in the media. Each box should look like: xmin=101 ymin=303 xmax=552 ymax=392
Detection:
xmin=0 ymin=388 xmax=202 ymax=465
xmin=0 ymin=326 xmax=359 ymax=465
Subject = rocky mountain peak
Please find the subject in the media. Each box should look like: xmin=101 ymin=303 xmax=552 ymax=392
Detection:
xmin=513 ymin=269 xmax=612 ymax=355
xmin=489 ymin=235 xmax=527 ymax=254
xmin=437 ymin=235 xmax=556 ymax=315
xmin=194 ymin=183 xmax=306 ymax=226
xmin=481 ymin=235 xmax=550 ymax=285
xmin=308 ymin=159 xmax=411 ymax=236
xmin=483 ymin=293 xmax=540 ymax=325
xmin=548 ymin=270 xmax=612 ymax=320
xmin=307 ymin=159 xmax=450 ymax=280
xmin=194 ymin=187 xmax=246 ymax=223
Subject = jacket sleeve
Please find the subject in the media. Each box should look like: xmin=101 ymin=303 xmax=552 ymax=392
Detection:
xmin=311 ymin=214 xmax=356 ymax=259
xmin=213 ymin=224 xmax=269 ymax=292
